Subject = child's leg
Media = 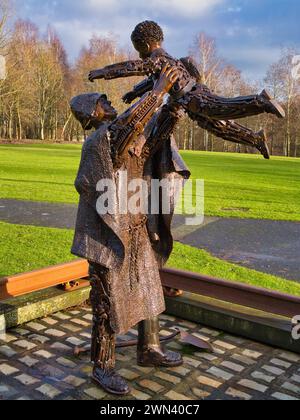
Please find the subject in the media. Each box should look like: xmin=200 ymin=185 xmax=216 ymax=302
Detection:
xmin=193 ymin=115 xmax=270 ymax=159
xmin=180 ymin=86 xmax=285 ymax=121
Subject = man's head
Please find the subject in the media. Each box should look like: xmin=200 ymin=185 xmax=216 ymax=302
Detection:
xmin=70 ymin=93 xmax=117 ymax=130
xmin=131 ymin=21 xmax=164 ymax=59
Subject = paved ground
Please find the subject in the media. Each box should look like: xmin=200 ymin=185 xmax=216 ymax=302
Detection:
xmin=1 ymin=198 xmax=300 ymax=281
xmin=0 ymin=305 xmax=300 ymax=400
xmin=172 ymin=216 xmax=300 ymax=282
xmin=0 ymin=199 xmax=77 ymax=230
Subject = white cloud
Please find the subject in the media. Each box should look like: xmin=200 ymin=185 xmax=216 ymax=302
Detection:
xmin=50 ymin=0 xmax=225 ymax=19
xmin=227 ymin=6 xmax=242 ymax=13
xmin=225 ymin=45 xmax=281 ymax=63
xmin=143 ymin=0 xmax=224 ymax=18
xmin=42 ymin=0 xmax=225 ymax=60
xmin=223 ymin=45 xmax=282 ymax=81
xmin=78 ymin=0 xmax=121 ymax=14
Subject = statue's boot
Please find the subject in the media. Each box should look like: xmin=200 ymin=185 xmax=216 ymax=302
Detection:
xmin=260 ymin=90 xmax=286 ymax=119
xmin=137 ymin=317 xmax=183 ymax=367
xmin=92 ymin=366 xmax=130 ymax=396
xmin=91 ymin=331 xmax=130 ymax=396
xmin=89 ymin=263 xmax=130 ymax=396
xmin=255 ymin=129 xmax=271 ymax=159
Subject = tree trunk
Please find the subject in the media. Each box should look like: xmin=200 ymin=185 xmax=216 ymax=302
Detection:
xmin=8 ymin=107 xmax=13 ymax=140
xmin=61 ymin=113 xmax=72 ymax=141
xmin=40 ymin=118 xmax=45 ymax=141
xmin=17 ymin=108 xmax=22 ymax=140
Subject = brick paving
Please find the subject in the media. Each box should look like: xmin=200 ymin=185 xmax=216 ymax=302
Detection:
xmin=0 ymin=305 xmax=300 ymax=401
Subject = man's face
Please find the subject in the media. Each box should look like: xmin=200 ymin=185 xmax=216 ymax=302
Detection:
xmin=94 ymin=97 xmax=117 ymax=122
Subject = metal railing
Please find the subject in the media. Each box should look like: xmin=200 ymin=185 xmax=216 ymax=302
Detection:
xmin=1 ymin=260 xmax=300 ymax=318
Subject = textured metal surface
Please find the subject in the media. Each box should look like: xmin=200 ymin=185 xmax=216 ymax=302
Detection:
xmin=89 ymin=264 xmax=116 ymax=370
xmin=0 ymin=260 xmax=89 ymax=300
xmin=137 ymin=317 xmax=184 ymax=367
xmin=89 ymin=39 xmax=284 ymax=157
xmin=161 ymin=268 xmax=300 ymax=319
xmin=180 ymin=330 xmax=213 ymax=352
xmin=71 ymin=67 xmax=187 ymax=336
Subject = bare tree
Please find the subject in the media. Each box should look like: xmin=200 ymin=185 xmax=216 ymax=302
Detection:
xmin=265 ymin=49 xmax=300 ymax=156
xmin=0 ymin=0 xmax=11 ymax=51
xmin=0 ymin=19 xmax=299 ymax=156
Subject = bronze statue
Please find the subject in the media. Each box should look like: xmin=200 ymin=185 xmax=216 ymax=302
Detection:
xmin=71 ymin=65 xmax=189 ymax=396
xmin=89 ymin=21 xmax=286 ymax=160
xmin=71 ymin=22 xmax=286 ymax=397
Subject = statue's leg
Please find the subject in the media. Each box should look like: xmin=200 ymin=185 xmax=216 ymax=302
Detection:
xmin=182 ymin=88 xmax=285 ymax=121
xmin=195 ymin=116 xmax=270 ymax=159
xmin=137 ymin=316 xmax=183 ymax=367
xmin=89 ymin=262 xmax=130 ymax=396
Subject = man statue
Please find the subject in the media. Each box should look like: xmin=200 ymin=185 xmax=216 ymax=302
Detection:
xmin=89 ymin=21 xmax=285 ymax=160
xmin=71 ymin=65 xmax=189 ymax=396
xmin=71 ymin=23 xmax=286 ymax=397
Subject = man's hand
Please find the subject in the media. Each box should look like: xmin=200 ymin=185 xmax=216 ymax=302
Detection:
xmin=88 ymin=69 xmax=105 ymax=82
xmin=122 ymin=91 xmax=137 ymax=104
xmin=154 ymin=64 xmax=179 ymax=95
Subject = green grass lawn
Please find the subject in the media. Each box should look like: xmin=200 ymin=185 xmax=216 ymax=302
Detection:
xmin=181 ymin=150 xmax=300 ymax=221
xmin=1 ymin=221 xmax=299 ymax=297
xmin=0 ymin=143 xmax=300 ymax=221
xmin=0 ymin=143 xmax=82 ymax=204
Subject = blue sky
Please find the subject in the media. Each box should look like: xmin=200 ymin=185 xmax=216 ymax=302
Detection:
xmin=14 ymin=0 xmax=300 ymax=81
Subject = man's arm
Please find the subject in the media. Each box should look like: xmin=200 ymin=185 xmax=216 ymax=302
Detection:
xmin=109 ymin=65 xmax=179 ymax=169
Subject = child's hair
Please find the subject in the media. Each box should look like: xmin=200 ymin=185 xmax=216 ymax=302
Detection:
xmin=131 ymin=21 xmax=164 ymax=47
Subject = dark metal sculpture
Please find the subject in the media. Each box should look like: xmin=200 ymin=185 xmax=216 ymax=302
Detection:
xmin=71 ymin=65 xmax=187 ymax=396
xmin=89 ymin=21 xmax=285 ymax=160
xmin=71 ymin=21 xmax=286 ymax=397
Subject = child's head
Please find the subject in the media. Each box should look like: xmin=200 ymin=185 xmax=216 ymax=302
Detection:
xmin=131 ymin=21 xmax=164 ymax=59
xmin=70 ymin=93 xmax=117 ymax=130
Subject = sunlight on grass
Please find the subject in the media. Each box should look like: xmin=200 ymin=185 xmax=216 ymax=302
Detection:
xmin=1 ymin=144 xmax=299 ymax=221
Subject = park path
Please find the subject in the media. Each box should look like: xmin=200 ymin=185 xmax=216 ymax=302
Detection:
xmin=0 ymin=198 xmax=299 ymax=282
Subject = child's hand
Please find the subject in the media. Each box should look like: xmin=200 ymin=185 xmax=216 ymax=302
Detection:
xmin=122 ymin=91 xmax=137 ymax=104
xmin=88 ymin=69 xmax=105 ymax=82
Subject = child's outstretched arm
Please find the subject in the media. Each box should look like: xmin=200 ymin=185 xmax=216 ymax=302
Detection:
xmin=88 ymin=59 xmax=157 ymax=82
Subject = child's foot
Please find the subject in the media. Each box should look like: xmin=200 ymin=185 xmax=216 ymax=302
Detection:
xmin=260 ymin=90 xmax=286 ymax=119
xmin=256 ymin=130 xmax=271 ymax=159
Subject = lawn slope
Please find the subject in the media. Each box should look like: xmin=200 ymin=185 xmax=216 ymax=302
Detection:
xmin=1 ymin=144 xmax=299 ymax=221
